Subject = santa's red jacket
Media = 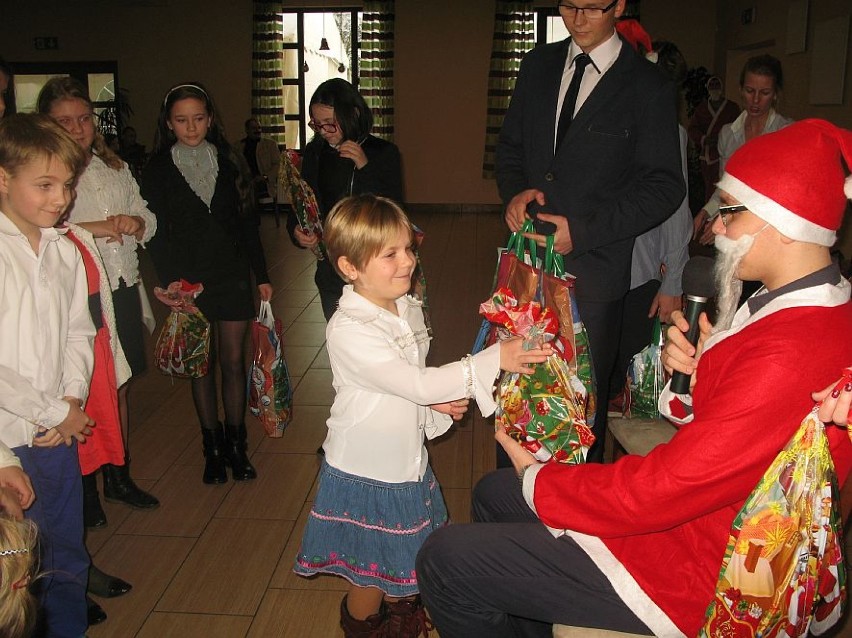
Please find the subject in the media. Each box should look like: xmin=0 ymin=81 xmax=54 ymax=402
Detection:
xmin=525 ymin=276 xmax=852 ymax=637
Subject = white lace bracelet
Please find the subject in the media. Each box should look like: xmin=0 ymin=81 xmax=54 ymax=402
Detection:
xmin=461 ymin=354 xmax=476 ymax=399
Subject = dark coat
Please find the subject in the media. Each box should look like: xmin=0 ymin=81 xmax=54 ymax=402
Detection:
xmin=141 ymin=149 xmax=270 ymax=293
xmin=496 ymin=37 xmax=685 ymax=302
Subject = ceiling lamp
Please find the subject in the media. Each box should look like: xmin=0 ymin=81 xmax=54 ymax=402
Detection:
xmin=319 ymin=38 xmax=330 ymax=51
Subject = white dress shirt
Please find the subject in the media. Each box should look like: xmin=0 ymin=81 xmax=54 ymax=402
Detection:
xmin=323 ymin=286 xmax=501 ymax=483
xmin=0 ymin=212 xmax=95 ymax=448
xmin=69 ymin=154 xmax=156 ymax=290
xmin=555 ymin=29 xmax=623 ymax=148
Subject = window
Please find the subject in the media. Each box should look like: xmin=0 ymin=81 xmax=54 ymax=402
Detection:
xmin=279 ymin=9 xmax=362 ymax=150
xmin=10 ymin=61 xmax=123 ymax=136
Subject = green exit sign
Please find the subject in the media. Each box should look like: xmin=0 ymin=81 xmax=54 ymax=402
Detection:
xmin=34 ymin=37 xmax=59 ymax=50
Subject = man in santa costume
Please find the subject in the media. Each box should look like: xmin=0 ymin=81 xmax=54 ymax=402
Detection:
xmin=415 ymin=119 xmax=852 ymax=638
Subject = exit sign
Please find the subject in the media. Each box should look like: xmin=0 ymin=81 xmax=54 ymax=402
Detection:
xmin=34 ymin=37 xmax=59 ymax=50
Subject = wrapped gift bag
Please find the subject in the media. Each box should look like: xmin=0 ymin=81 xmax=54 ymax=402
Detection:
xmin=248 ymin=300 xmax=293 ymax=438
xmin=280 ymin=149 xmax=327 ymax=260
xmin=479 ymin=236 xmax=596 ymax=464
xmin=153 ymin=281 xmax=210 ymax=379
xmin=700 ymin=408 xmax=847 ymax=638
xmin=622 ymin=317 xmax=665 ymax=419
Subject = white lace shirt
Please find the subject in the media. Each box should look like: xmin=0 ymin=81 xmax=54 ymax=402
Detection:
xmin=69 ymin=155 xmax=157 ymax=290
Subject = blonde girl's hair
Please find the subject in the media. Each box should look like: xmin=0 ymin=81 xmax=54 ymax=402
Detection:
xmin=35 ymin=76 xmax=123 ymax=170
xmin=0 ymin=515 xmax=38 ymax=638
xmin=0 ymin=113 xmax=87 ymax=180
xmin=324 ymin=194 xmax=414 ymax=281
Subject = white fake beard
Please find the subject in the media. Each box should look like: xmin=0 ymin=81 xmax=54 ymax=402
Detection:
xmin=712 ymin=233 xmax=755 ymax=332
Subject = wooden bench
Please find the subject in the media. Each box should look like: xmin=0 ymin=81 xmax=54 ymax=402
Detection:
xmin=552 ymin=416 xmax=677 ymax=637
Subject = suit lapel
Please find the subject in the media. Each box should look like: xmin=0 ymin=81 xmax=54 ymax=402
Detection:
xmin=538 ymin=39 xmax=571 ymax=156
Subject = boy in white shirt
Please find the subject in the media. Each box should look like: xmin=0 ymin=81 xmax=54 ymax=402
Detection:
xmin=0 ymin=113 xmax=96 ymax=636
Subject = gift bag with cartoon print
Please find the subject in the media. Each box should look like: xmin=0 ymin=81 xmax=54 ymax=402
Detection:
xmin=248 ymin=300 xmax=293 ymax=437
xmin=699 ymin=408 xmax=846 ymax=637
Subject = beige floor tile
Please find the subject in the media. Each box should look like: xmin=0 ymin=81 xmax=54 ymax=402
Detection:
xmin=270 ymin=304 xmax=305 ymax=330
xmin=87 ymin=535 xmax=196 ymax=638
xmin=216 ymin=453 xmax=320 ymax=520
xmin=272 ymin=289 xmax=318 ymax=308
xmin=248 ymin=589 xmax=343 ymax=638
xmin=292 ymin=369 xmax=335 ymax=406
xmin=141 ymin=385 xmax=201 ymax=428
xmin=118 ymin=463 xmax=232 ymax=537
xmin=312 ymin=345 xmax=330 ymax=369
xmin=282 ymin=345 xmax=322 ymax=377
xmin=128 ymin=423 xmax=198 ymax=480
xmin=284 ymin=320 xmax=328 ymax=347
xmin=427 ymin=428 xmax=472 ymax=489
xmin=256 ymin=405 xmax=329 ymax=454
xmin=297 ymin=302 xmax=326 ymax=323
xmin=157 ymin=517 xmax=294 ymax=616
xmin=137 ymin=612 xmax=252 ymax=638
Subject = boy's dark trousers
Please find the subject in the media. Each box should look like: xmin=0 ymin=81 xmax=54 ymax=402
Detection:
xmin=16 ymin=441 xmax=89 ymax=637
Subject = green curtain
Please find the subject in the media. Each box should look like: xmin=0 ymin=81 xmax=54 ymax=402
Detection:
xmin=483 ymin=1 xmax=534 ymax=178
xmin=360 ymin=0 xmax=395 ymax=141
xmin=252 ymin=1 xmax=286 ymax=147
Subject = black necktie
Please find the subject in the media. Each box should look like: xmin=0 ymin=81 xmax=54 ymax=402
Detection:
xmin=556 ymin=53 xmax=591 ymax=150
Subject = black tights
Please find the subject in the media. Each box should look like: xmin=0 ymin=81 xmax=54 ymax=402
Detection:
xmin=191 ymin=320 xmax=249 ymax=430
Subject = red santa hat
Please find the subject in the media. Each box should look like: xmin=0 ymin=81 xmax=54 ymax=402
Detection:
xmin=716 ymin=119 xmax=852 ymax=246
xmin=615 ymin=19 xmax=656 ymax=62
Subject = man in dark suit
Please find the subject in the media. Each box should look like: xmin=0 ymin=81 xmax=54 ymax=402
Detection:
xmin=496 ymin=0 xmax=684 ymax=462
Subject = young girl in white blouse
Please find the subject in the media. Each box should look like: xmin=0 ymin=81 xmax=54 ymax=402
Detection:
xmin=293 ymin=194 xmax=550 ymax=637
xmin=37 ymin=78 xmax=159 ymax=525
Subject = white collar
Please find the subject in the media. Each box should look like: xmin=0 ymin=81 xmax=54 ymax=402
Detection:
xmin=568 ymin=29 xmax=622 ymax=75
xmin=0 ymin=210 xmax=67 ymax=242
xmin=336 ymin=285 xmax=422 ymax=325
xmin=729 ymin=108 xmax=780 ymax=134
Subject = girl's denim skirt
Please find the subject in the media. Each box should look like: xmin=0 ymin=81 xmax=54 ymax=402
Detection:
xmin=294 ymin=460 xmax=447 ymax=597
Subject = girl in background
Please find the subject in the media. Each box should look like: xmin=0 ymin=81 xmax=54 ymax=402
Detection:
xmin=289 ymin=78 xmax=403 ymax=320
xmin=37 ymin=77 xmax=159 ymax=529
xmin=141 ymin=83 xmax=272 ymax=485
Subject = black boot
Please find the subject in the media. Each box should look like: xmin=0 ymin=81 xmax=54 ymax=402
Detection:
xmin=82 ymin=472 xmax=107 ymax=529
xmin=102 ymin=462 xmax=160 ymax=510
xmin=201 ymin=425 xmax=228 ymax=484
xmin=87 ymin=595 xmax=107 ymax=626
xmin=88 ymin=564 xmax=132 ymax=598
xmin=223 ymin=423 xmax=257 ymax=481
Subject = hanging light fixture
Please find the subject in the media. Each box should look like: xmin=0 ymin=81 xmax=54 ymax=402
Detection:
xmin=303 ymin=61 xmax=310 ymax=73
xmin=338 ymin=62 xmax=346 ymax=73
xmin=319 ymin=9 xmax=330 ymax=50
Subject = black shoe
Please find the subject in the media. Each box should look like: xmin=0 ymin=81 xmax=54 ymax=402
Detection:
xmin=223 ymin=423 xmax=257 ymax=481
xmin=201 ymin=426 xmax=228 ymax=484
xmin=82 ymin=473 xmax=107 ymax=529
xmin=88 ymin=564 xmax=132 ymax=598
xmin=102 ymin=463 xmax=160 ymax=510
xmin=87 ymin=595 xmax=107 ymax=626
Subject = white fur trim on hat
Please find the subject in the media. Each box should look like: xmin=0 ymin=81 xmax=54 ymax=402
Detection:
xmin=845 ymin=174 xmax=852 ymax=200
xmin=716 ymin=174 xmax=837 ymax=246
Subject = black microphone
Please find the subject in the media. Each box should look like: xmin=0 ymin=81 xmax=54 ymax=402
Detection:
xmin=670 ymin=256 xmax=716 ymax=394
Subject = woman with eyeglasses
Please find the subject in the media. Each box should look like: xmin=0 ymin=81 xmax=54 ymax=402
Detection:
xmin=289 ymin=78 xmax=403 ymax=320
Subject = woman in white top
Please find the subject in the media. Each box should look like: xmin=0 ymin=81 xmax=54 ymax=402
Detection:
xmin=37 ymin=78 xmax=159 ymax=528
xmin=693 ymin=54 xmax=793 ymax=244
xmin=293 ymin=195 xmax=551 ymax=637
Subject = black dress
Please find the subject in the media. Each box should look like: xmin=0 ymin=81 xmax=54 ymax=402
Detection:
xmin=141 ymin=149 xmax=270 ymax=322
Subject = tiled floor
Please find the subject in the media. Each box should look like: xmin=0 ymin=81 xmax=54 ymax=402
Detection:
xmin=84 ymin=211 xmax=852 ymax=637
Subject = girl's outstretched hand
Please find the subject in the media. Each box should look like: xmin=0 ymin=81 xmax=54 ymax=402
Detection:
xmin=499 ymin=337 xmax=551 ymax=374
xmin=431 ymin=399 xmax=470 ymax=421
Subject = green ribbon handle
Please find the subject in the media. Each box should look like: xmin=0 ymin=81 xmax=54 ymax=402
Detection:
xmin=543 ymin=234 xmax=565 ymax=277
xmin=505 ymin=219 xmax=539 ymax=262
